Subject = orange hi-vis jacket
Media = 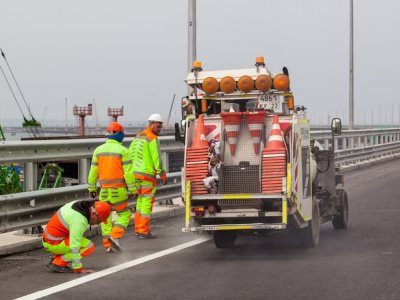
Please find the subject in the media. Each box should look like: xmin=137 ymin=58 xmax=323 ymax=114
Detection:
xmin=129 ymin=127 xmax=166 ymax=182
xmin=88 ymin=139 xmax=136 ymax=193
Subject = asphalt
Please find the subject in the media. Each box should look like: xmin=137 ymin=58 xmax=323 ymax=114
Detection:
xmin=0 ymin=200 xmax=185 ymax=257
xmin=1 ymin=153 xmax=398 ymax=258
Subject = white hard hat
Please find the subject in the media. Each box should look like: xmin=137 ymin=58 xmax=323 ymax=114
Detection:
xmin=182 ymin=98 xmax=190 ymax=107
xmin=148 ymin=113 xmax=163 ymax=123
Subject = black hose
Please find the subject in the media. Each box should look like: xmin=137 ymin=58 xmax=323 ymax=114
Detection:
xmin=1 ymin=48 xmax=35 ymax=120
xmin=0 ymin=62 xmax=26 ymax=118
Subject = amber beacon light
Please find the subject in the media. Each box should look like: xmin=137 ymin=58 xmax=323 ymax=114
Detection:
xmin=237 ymin=75 xmax=254 ymax=93
xmin=287 ymin=95 xmax=294 ymax=110
xmin=273 ymin=74 xmax=290 ymax=91
xmin=192 ymin=61 xmax=203 ymax=73
xmin=255 ymin=56 xmax=265 ymax=66
xmin=202 ymin=77 xmax=219 ymax=94
xmin=220 ymin=76 xmax=236 ymax=94
xmin=255 ymin=75 xmax=272 ymax=92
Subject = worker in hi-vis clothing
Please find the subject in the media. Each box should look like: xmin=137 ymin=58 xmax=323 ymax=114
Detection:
xmin=129 ymin=114 xmax=167 ymax=239
xmin=88 ymin=122 xmax=136 ymax=252
xmin=43 ymin=200 xmax=112 ymax=273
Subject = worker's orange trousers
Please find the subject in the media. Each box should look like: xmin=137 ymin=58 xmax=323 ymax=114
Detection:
xmin=42 ymin=237 xmax=94 ymax=267
xmin=134 ymin=178 xmax=156 ymax=235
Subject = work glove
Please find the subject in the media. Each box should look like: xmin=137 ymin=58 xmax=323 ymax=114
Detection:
xmin=127 ymin=192 xmax=137 ymax=200
xmin=160 ymin=173 xmax=167 ymax=185
xmin=89 ymin=191 xmax=97 ymax=199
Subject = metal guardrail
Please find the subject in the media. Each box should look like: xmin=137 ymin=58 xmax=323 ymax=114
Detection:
xmin=0 ymin=136 xmax=183 ymax=163
xmin=0 ymin=172 xmax=181 ymax=233
xmin=335 ymin=141 xmax=400 ymax=167
xmin=311 ymin=128 xmax=400 ymax=168
xmin=1 ymin=128 xmax=400 ymax=233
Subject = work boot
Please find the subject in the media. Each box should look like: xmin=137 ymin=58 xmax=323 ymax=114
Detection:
xmin=139 ymin=232 xmax=157 ymax=239
xmin=47 ymin=257 xmax=54 ymax=267
xmin=47 ymin=263 xmax=73 ymax=273
xmin=107 ymin=237 xmax=122 ymax=251
xmin=105 ymin=248 xmax=114 ymax=253
xmin=133 ymin=232 xmax=140 ymax=238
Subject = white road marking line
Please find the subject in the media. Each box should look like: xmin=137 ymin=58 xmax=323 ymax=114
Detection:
xmin=16 ymin=236 xmax=210 ymax=300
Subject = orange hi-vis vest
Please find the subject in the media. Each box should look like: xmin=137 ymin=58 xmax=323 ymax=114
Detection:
xmin=88 ymin=139 xmax=135 ymax=192
xmin=97 ymin=151 xmax=125 ymax=188
xmin=43 ymin=210 xmax=70 ymax=245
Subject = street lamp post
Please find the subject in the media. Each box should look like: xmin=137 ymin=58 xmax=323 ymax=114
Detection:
xmin=187 ymin=0 xmax=197 ymax=96
xmin=349 ymin=0 xmax=354 ymax=129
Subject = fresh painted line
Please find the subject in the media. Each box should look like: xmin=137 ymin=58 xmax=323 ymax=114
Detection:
xmin=16 ymin=236 xmax=211 ymax=300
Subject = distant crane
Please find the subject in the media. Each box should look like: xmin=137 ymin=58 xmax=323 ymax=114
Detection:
xmin=166 ymin=93 xmax=176 ymax=128
xmin=65 ymin=97 xmax=68 ymax=131
xmin=41 ymin=106 xmax=48 ymax=126
xmin=92 ymin=98 xmax=101 ymax=133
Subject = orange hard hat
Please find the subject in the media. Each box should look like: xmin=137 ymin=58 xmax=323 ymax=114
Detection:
xmin=94 ymin=201 xmax=112 ymax=224
xmin=106 ymin=122 xmax=124 ymax=133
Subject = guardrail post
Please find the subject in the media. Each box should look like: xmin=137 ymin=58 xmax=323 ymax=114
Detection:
xmin=79 ymin=158 xmax=89 ymax=184
xmin=349 ymin=137 xmax=354 ymax=148
xmin=342 ymin=137 xmax=347 ymax=150
xmin=24 ymin=162 xmax=38 ymax=191
xmin=324 ymin=138 xmax=329 ymax=150
xmin=163 ymin=152 xmax=170 ymax=173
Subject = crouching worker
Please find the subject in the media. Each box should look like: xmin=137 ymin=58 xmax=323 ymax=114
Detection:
xmin=42 ymin=200 xmax=112 ymax=273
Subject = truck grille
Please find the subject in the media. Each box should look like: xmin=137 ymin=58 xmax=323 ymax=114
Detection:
xmin=219 ymin=163 xmax=260 ymax=193
xmin=217 ymin=198 xmax=261 ymax=208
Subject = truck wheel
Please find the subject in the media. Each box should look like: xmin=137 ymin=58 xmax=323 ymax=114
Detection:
xmin=332 ymin=189 xmax=349 ymax=229
xmin=299 ymin=197 xmax=320 ymax=248
xmin=213 ymin=231 xmax=237 ymax=249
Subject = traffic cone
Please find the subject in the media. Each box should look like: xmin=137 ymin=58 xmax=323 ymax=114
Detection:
xmin=185 ymin=114 xmax=210 ymax=195
xmin=261 ymin=115 xmax=287 ymax=194
xmin=243 ymin=111 xmax=266 ymax=154
xmin=220 ymin=112 xmax=243 ymax=155
xmin=265 ymin=115 xmax=285 ymax=151
xmin=190 ymin=114 xmax=209 ymax=149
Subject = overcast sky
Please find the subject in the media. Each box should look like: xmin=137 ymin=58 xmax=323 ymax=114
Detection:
xmin=1 ymin=0 xmax=399 ymax=127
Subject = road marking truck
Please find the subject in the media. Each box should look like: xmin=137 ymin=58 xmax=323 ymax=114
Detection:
xmin=175 ymin=57 xmax=348 ymax=248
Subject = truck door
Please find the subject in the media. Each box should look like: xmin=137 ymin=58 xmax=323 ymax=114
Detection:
xmin=292 ymin=116 xmax=312 ymax=221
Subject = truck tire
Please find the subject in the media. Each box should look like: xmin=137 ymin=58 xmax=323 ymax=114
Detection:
xmin=299 ymin=197 xmax=320 ymax=248
xmin=213 ymin=231 xmax=237 ymax=249
xmin=332 ymin=189 xmax=349 ymax=229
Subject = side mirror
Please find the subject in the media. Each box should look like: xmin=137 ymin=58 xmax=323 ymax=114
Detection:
xmin=331 ymin=118 xmax=342 ymax=136
xmin=174 ymin=121 xmax=186 ymax=142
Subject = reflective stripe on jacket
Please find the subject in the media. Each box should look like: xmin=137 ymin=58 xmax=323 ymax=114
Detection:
xmin=42 ymin=201 xmax=88 ymax=270
xmin=129 ymin=127 xmax=166 ymax=178
xmin=88 ymin=139 xmax=135 ymax=192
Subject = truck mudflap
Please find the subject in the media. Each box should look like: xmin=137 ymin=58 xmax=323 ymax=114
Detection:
xmin=182 ymin=223 xmax=286 ymax=232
